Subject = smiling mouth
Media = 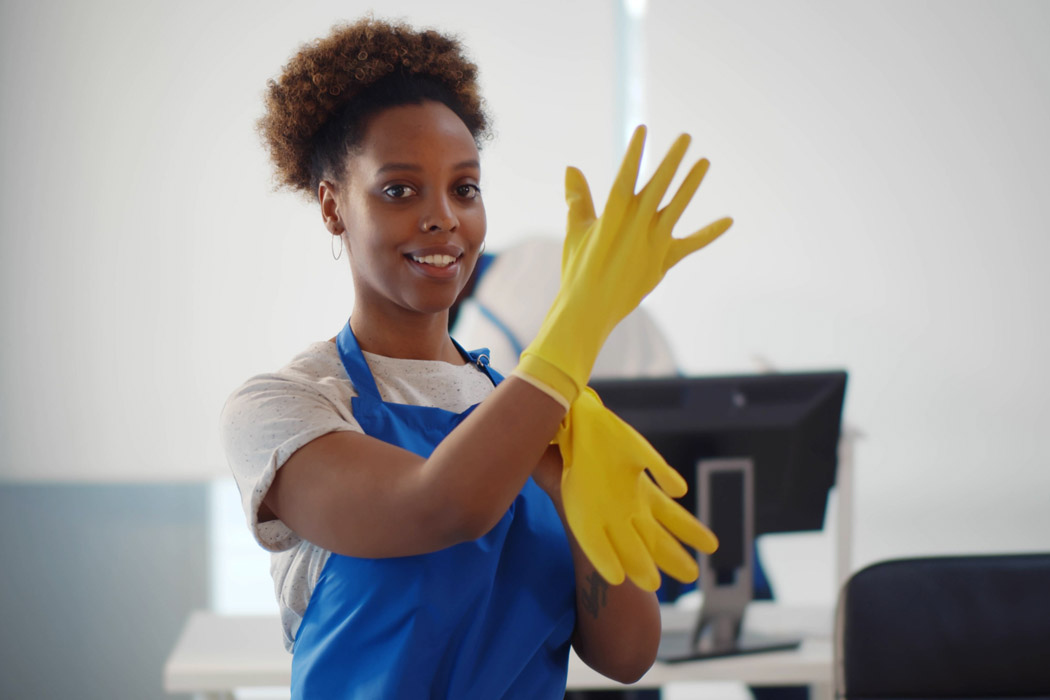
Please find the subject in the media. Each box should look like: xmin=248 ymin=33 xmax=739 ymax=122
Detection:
xmin=407 ymin=253 xmax=459 ymax=268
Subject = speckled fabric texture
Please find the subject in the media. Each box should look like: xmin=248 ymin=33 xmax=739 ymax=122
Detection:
xmin=219 ymin=340 xmax=495 ymax=650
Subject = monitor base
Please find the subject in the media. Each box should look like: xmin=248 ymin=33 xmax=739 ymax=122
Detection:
xmin=657 ymin=629 xmax=802 ymax=663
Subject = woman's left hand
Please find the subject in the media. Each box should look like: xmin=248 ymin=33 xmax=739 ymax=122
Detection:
xmin=555 ymin=388 xmax=719 ymax=592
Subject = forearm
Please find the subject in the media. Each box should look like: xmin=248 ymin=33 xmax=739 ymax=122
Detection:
xmin=547 ymin=483 xmax=661 ymax=684
xmin=420 ymin=375 xmax=567 ymax=537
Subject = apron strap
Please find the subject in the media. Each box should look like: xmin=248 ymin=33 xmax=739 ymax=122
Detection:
xmin=451 ymin=337 xmax=501 ymax=387
xmin=335 ymin=320 xmax=382 ymax=400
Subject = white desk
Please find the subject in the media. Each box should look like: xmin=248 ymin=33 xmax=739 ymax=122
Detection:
xmin=165 ymin=602 xmax=832 ymax=699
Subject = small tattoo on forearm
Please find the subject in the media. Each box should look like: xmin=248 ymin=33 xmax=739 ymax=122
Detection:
xmin=581 ymin=571 xmax=609 ymax=619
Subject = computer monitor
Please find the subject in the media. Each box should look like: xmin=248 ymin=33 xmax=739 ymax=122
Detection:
xmin=590 ymin=370 xmax=848 ymax=660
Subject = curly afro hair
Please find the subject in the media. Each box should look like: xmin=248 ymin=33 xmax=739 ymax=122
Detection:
xmin=259 ymin=17 xmax=491 ymax=196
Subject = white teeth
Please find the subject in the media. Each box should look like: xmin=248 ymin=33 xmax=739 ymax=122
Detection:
xmin=411 ymin=254 xmax=457 ymax=268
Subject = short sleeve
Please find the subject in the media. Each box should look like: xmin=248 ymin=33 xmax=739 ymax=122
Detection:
xmin=220 ymin=369 xmax=361 ymax=552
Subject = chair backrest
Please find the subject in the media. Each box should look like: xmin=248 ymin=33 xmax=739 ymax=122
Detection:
xmin=835 ymin=553 xmax=1050 ymax=699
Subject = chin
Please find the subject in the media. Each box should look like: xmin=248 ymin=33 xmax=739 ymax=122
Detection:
xmin=405 ymin=295 xmax=457 ymax=317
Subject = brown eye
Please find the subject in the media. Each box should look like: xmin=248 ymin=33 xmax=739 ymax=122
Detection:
xmin=456 ymin=184 xmax=481 ymax=199
xmin=384 ymin=184 xmax=415 ymax=199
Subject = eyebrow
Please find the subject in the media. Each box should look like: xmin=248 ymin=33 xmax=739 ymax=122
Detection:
xmin=375 ymin=160 xmax=480 ymax=176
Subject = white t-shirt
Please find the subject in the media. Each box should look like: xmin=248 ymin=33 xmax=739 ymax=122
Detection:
xmin=219 ymin=340 xmax=496 ymax=650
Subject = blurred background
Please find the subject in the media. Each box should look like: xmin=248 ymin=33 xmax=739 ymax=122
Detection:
xmin=2 ymin=1 xmax=1048 ymax=697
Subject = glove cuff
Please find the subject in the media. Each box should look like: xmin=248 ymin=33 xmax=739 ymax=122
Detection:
xmin=513 ymin=353 xmax=579 ymax=409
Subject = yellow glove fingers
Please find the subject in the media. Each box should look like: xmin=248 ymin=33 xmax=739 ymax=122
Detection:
xmin=604 ymin=125 xmax=648 ymax=223
xmin=648 ymin=482 xmax=720 ymax=554
xmin=622 ymin=430 xmax=687 ymax=498
xmin=608 ymin=520 xmax=663 ymax=592
xmin=566 ymin=502 xmax=627 ymax=585
xmin=664 ymin=216 xmax=734 ymax=271
xmin=608 ymin=410 xmax=687 ymax=497
xmin=636 ymin=133 xmax=692 ymax=225
xmin=564 ymin=166 xmax=597 ymax=250
xmin=635 ymin=515 xmax=700 ymax=584
xmin=638 ymin=447 xmax=688 ymax=499
xmin=658 ymin=157 xmax=710 ymax=231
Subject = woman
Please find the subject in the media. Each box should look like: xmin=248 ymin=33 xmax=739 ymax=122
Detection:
xmin=221 ymin=17 xmax=729 ymax=698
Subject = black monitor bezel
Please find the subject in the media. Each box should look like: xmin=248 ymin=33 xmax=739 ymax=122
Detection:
xmin=589 ymin=370 xmax=848 ymax=537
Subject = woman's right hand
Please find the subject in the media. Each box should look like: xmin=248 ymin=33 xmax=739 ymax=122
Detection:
xmin=514 ymin=126 xmax=732 ymax=407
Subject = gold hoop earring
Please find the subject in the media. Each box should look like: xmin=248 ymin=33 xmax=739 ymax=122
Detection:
xmin=331 ymin=233 xmax=343 ymax=260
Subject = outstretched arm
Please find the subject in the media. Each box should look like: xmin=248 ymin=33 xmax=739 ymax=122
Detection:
xmin=264 ymin=374 xmax=566 ymax=558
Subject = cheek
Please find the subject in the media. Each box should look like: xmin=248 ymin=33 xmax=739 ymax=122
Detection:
xmin=342 ymin=228 xmax=380 ymax=273
xmin=466 ymin=206 xmax=487 ymax=239
xmin=342 ymin=209 xmax=381 ymax=257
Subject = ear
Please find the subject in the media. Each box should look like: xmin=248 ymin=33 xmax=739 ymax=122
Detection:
xmin=318 ymin=180 xmax=345 ymax=236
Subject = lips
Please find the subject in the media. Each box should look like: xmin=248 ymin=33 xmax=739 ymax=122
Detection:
xmin=409 ymin=253 xmax=457 ymax=268
xmin=403 ymin=244 xmax=465 ymax=279
xmin=405 ymin=244 xmax=464 ymax=259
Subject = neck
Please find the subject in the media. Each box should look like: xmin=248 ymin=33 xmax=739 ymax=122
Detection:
xmin=349 ymin=306 xmax=463 ymax=364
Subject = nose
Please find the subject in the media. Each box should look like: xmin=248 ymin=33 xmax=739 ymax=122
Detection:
xmin=420 ymin=193 xmax=458 ymax=233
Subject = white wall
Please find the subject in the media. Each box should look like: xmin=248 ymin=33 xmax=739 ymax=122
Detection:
xmin=637 ymin=0 xmax=1050 ymax=576
xmin=1 ymin=1 xmax=1047 ymax=584
xmin=0 ymin=0 xmax=618 ymax=481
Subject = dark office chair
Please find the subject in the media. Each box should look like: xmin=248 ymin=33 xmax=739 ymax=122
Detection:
xmin=834 ymin=553 xmax=1050 ymax=699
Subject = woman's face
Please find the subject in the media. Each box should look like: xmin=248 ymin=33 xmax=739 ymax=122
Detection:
xmin=331 ymin=100 xmax=486 ymax=322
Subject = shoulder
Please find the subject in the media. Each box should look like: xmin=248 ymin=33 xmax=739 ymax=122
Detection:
xmin=250 ymin=340 xmax=347 ymax=391
xmin=223 ymin=341 xmax=350 ymax=416
xmin=219 ymin=341 xmax=361 ymax=553
xmin=219 ymin=340 xmax=361 ymax=486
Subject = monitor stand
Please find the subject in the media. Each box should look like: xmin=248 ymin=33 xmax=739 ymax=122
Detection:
xmin=658 ymin=458 xmax=802 ymax=663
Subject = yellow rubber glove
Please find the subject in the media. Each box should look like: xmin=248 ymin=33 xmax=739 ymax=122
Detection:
xmin=556 ymin=387 xmax=720 ymax=592
xmin=513 ymin=126 xmax=733 ymax=408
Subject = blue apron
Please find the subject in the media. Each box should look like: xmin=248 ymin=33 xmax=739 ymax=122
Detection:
xmin=290 ymin=322 xmax=576 ymax=699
